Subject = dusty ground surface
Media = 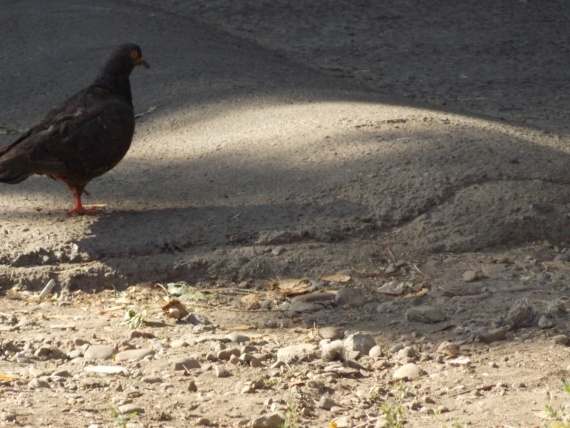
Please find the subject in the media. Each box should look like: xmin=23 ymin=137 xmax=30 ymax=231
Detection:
xmin=2 ymin=0 xmax=570 ymax=427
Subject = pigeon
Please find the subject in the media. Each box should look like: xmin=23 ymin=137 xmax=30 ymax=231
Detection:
xmin=0 ymin=43 xmax=149 ymax=215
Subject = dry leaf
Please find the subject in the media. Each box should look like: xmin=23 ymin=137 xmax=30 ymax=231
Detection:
xmin=162 ymin=299 xmax=189 ymax=321
xmin=321 ymin=274 xmax=351 ymax=283
xmin=268 ymin=278 xmax=311 ymax=297
xmin=0 ymin=373 xmax=14 ymax=382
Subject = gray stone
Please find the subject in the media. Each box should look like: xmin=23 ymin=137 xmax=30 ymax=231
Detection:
xmin=344 ymin=333 xmax=376 ymax=355
xmin=172 ymin=357 xmax=201 ymax=371
xmin=405 ymin=306 xmax=447 ymax=323
xmin=251 ymin=412 xmax=286 ymax=428
xmin=538 ymin=315 xmax=553 ymax=329
xmin=553 ymin=334 xmax=569 ymax=345
xmin=369 ymin=345 xmax=383 ymax=359
xmin=84 ymin=345 xmax=116 ymax=361
xmin=477 ymin=328 xmax=507 ymax=344
xmin=393 ymin=363 xmax=422 ymax=381
xmin=317 ymin=396 xmax=336 ymax=410
xmin=319 ymin=326 xmax=344 ymax=340
xmin=335 ymin=287 xmax=368 ymax=307
xmin=225 ymin=332 xmax=250 ymax=344
xmin=277 ymin=343 xmax=319 ymax=363
xmin=214 ymin=364 xmax=230 ymax=378
xmin=114 ymin=349 xmax=155 ymax=362
xmin=84 ymin=365 xmax=128 ymax=375
xmin=118 ymin=403 xmax=144 ymax=415
xmin=141 ymin=376 xmax=162 ymax=383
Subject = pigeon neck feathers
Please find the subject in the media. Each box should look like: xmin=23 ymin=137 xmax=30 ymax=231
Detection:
xmin=92 ymin=52 xmax=136 ymax=106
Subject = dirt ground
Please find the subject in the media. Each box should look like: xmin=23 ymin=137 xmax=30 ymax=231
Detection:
xmin=2 ymin=1 xmax=570 ymax=427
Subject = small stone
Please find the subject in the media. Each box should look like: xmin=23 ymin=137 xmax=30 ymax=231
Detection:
xmin=393 ymin=363 xmax=422 ymax=381
xmin=172 ymin=357 xmax=201 ymax=371
xmin=118 ymin=403 xmax=144 ymax=415
xmin=218 ymin=348 xmax=241 ymax=360
xmin=317 ymin=396 xmax=336 ymax=410
xmin=538 ymin=315 xmax=553 ymax=329
xmin=84 ymin=345 xmax=116 ymax=361
xmin=344 ymin=333 xmax=376 ymax=355
xmin=214 ymin=364 xmax=230 ymax=378
xmin=369 ymin=345 xmax=382 ymax=358
xmin=319 ymin=326 xmax=345 ymax=340
xmin=335 ymin=288 xmax=367 ymax=307
xmin=226 ymin=332 xmax=250 ymax=344
xmin=553 ymin=334 xmax=569 ymax=345
xmin=277 ymin=343 xmax=319 ymax=363
xmin=84 ymin=366 xmax=128 ymax=375
xmin=251 ymin=412 xmax=286 ymax=428
xmin=141 ymin=376 xmax=162 ymax=384
xmin=114 ymin=349 xmax=155 ymax=362
xmin=170 ymin=339 xmax=188 ymax=348
xmin=478 ymin=328 xmax=507 ymax=344
xmin=463 ymin=270 xmax=481 ymax=282
xmin=333 ymin=416 xmax=353 ymax=427
xmin=405 ymin=306 xmax=447 ymax=324
xmin=28 ymin=378 xmax=50 ymax=389
xmin=196 ymin=417 xmax=210 ymax=426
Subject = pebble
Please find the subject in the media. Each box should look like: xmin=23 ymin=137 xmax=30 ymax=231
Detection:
xmin=84 ymin=366 xmax=128 ymax=375
xmin=28 ymin=378 xmax=50 ymax=389
xmin=277 ymin=343 xmax=318 ymax=363
xmin=218 ymin=348 xmax=241 ymax=360
xmin=405 ymin=306 xmax=447 ymax=323
xmin=369 ymin=345 xmax=383 ymax=358
xmin=537 ymin=315 xmax=553 ymax=329
xmin=84 ymin=345 xmax=116 ymax=361
xmin=463 ymin=270 xmax=481 ymax=282
xmin=214 ymin=364 xmax=230 ymax=378
xmin=115 ymin=348 xmax=155 ymax=362
xmin=319 ymin=326 xmax=345 ymax=340
xmin=141 ymin=375 xmax=162 ymax=383
xmin=344 ymin=333 xmax=376 ymax=355
xmin=317 ymin=396 xmax=336 ymax=410
xmin=393 ymin=363 xmax=422 ymax=381
xmin=291 ymin=292 xmax=335 ymax=303
xmin=225 ymin=332 xmax=250 ymax=344
xmin=553 ymin=334 xmax=569 ymax=345
xmin=335 ymin=287 xmax=368 ymax=307
xmin=172 ymin=357 xmax=201 ymax=371
xmin=118 ymin=403 xmax=144 ymax=415
xmin=196 ymin=417 xmax=210 ymax=425
xmin=251 ymin=412 xmax=286 ymax=428
xmin=478 ymin=328 xmax=507 ymax=344
xmin=333 ymin=415 xmax=353 ymax=427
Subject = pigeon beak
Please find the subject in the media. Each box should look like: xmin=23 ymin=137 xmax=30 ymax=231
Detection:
xmin=135 ymin=57 xmax=150 ymax=68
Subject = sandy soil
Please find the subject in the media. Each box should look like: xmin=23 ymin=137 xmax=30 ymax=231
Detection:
xmin=1 ymin=1 xmax=570 ymax=427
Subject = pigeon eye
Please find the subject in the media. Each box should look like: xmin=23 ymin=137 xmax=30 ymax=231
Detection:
xmin=130 ymin=50 xmax=138 ymax=59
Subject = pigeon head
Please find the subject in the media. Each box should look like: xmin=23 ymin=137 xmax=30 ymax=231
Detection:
xmin=94 ymin=43 xmax=149 ymax=104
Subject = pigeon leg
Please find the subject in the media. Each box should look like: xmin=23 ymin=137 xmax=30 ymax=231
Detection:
xmin=67 ymin=188 xmax=98 ymax=215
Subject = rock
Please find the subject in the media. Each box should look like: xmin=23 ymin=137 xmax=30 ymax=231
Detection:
xmin=291 ymin=292 xmax=335 ymax=303
xmin=225 ymin=332 xmax=250 ymax=344
xmin=321 ymin=339 xmax=345 ymax=361
xmin=84 ymin=345 xmax=116 ymax=361
xmin=277 ymin=343 xmax=319 ymax=363
xmin=141 ymin=376 xmax=162 ymax=383
xmin=170 ymin=339 xmax=189 ymax=348
xmin=114 ymin=348 xmax=155 ymax=362
xmin=218 ymin=348 xmax=241 ymax=360
xmin=463 ymin=270 xmax=481 ymax=282
xmin=317 ymin=396 xmax=336 ymax=410
xmin=478 ymin=328 xmax=507 ymax=344
xmin=38 ymin=279 xmax=57 ymax=299
xmin=344 ymin=333 xmax=376 ymax=355
xmin=553 ymin=334 xmax=569 ymax=345
xmin=498 ymin=298 xmax=536 ymax=329
xmin=538 ymin=315 xmax=553 ymax=329
xmin=196 ymin=417 xmax=210 ymax=425
xmin=405 ymin=306 xmax=447 ymax=324
xmin=172 ymin=357 xmax=201 ymax=371
xmin=84 ymin=366 xmax=128 ymax=375
xmin=335 ymin=288 xmax=367 ymax=307
xmin=251 ymin=412 xmax=286 ymax=428
xmin=28 ymin=378 xmax=50 ymax=389
xmin=118 ymin=403 xmax=144 ymax=415
xmin=393 ymin=363 xmax=422 ymax=381
xmin=285 ymin=301 xmax=325 ymax=315
xmin=319 ymin=326 xmax=345 ymax=340
xmin=214 ymin=364 xmax=230 ymax=378
xmin=369 ymin=345 xmax=382 ymax=359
